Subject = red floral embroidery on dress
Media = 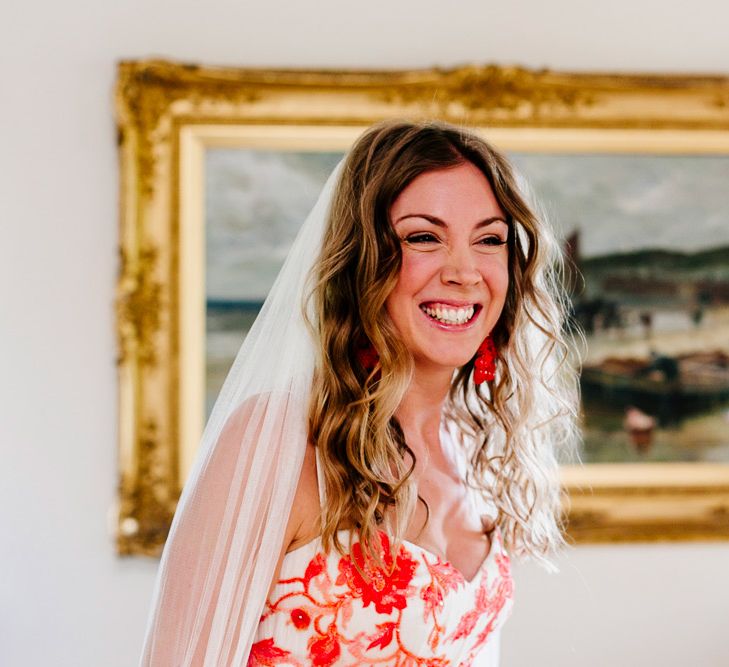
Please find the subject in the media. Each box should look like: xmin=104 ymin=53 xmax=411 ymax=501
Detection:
xmin=456 ymin=551 xmax=515 ymax=666
xmin=248 ymin=637 xmax=293 ymax=666
xmin=420 ymin=556 xmax=465 ymax=650
xmin=367 ymin=621 xmax=397 ymax=650
xmin=251 ymin=528 xmax=513 ymax=666
xmin=290 ymin=608 xmax=310 ymax=630
xmin=336 ymin=531 xmax=419 ymax=614
xmin=471 ymin=553 xmax=514 ymax=648
xmin=308 ymin=621 xmax=341 ymax=666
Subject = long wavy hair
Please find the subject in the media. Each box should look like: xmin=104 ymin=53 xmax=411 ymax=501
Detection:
xmin=304 ymin=119 xmax=581 ymax=570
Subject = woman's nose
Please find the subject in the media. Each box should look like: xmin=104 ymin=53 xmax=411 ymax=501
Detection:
xmin=440 ymin=246 xmax=482 ymax=286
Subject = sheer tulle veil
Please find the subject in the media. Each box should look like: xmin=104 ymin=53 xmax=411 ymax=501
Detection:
xmin=139 ymin=160 xmax=345 ymax=666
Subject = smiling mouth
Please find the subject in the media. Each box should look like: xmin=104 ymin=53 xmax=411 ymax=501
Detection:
xmin=419 ymin=303 xmax=481 ymax=326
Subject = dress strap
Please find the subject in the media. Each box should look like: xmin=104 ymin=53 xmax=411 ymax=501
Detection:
xmin=313 ymin=445 xmax=326 ymax=509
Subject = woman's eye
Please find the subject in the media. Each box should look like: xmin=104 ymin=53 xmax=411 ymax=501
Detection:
xmin=478 ymin=235 xmax=508 ymax=247
xmin=404 ymin=233 xmax=439 ymax=244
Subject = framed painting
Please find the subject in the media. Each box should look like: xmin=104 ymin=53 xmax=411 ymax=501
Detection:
xmin=115 ymin=59 xmax=729 ymax=555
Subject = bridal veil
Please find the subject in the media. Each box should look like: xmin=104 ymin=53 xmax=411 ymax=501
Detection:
xmin=139 ymin=160 xmax=345 ymax=666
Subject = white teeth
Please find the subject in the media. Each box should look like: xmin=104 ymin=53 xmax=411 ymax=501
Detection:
xmin=421 ymin=304 xmax=475 ymax=325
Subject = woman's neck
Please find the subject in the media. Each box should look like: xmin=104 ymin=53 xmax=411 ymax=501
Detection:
xmin=394 ymin=365 xmax=452 ymax=452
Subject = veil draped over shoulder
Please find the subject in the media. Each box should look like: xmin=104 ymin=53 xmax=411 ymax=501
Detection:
xmin=139 ymin=161 xmax=345 ymax=666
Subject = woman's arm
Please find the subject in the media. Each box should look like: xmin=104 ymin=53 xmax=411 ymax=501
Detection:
xmin=265 ymin=441 xmax=322 ymax=600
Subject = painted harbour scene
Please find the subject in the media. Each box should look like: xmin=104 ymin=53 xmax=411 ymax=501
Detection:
xmin=205 ymin=148 xmax=729 ymax=464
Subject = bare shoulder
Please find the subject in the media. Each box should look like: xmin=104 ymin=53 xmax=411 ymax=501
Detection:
xmin=266 ymin=442 xmax=322 ymax=600
xmin=284 ymin=441 xmax=323 ymax=553
xmin=218 ymin=398 xmax=321 ymax=553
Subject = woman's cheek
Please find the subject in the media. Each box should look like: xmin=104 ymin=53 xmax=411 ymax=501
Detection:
xmin=400 ymin=250 xmax=434 ymax=285
xmin=483 ymin=256 xmax=510 ymax=296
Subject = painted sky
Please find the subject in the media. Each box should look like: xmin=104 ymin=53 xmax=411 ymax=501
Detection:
xmin=511 ymin=153 xmax=729 ymax=258
xmin=206 ymin=149 xmax=341 ymax=300
xmin=206 ymin=149 xmax=729 ymax=300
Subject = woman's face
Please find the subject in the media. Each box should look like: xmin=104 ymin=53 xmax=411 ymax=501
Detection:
xmin=385 ymin=161 xmax=509 ymax=373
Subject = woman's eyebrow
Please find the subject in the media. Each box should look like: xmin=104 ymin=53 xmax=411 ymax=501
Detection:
xmin=393 ymin=213 xmax=508 ymax=228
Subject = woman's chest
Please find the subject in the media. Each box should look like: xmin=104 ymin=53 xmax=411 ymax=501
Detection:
xmin=403 ymin=461 xmax=496 ymax=584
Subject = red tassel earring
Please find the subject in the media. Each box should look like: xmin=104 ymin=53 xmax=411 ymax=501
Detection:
xmin=473 ymin=335 xmax=497 ymax=385
xmin=356 ymin=341 xmax=380 ymax=373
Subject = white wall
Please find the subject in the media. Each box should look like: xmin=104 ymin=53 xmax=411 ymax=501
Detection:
xmin=2 ymin=1 xmax=728 ymax=665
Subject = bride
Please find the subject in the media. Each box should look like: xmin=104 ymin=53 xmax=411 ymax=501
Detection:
xmin=140 ymin=120 xmax=579 ymax=666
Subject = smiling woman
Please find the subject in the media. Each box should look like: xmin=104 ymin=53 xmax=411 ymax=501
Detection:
xmin=140 ymin=120 xmax=580 ymax=666
xmin=386 ymin=162 xmax=510 ymax=373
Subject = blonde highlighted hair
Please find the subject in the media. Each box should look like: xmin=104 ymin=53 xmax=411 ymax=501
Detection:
xmin=304 ymin=120 xmax=580 ymax=570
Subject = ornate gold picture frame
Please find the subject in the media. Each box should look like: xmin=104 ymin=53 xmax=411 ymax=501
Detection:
xmin=115 ymin=59 xmax=729 ymax=556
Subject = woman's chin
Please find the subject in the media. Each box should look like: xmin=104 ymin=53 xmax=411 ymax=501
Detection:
xmin=412 ymin=354 xmax=475 ymax=375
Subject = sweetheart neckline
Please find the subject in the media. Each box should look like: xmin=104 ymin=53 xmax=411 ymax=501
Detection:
xmin=282 ymin=524 xmax=502 ymax=587
xmin=400 ymin=527 xmax=499 ymax=586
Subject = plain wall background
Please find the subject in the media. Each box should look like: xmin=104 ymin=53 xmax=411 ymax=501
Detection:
xmin=2 ymin=1 xmax=728 ymax=665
